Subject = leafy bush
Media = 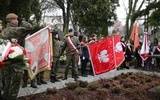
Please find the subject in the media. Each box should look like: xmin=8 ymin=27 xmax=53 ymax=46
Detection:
xmin=123 ymin=89 xmax=134 ymax=95
xmin=78 ymin=80 xmax=88 ymax=88
xmin=129 ymin=75 xmax=137 ymax=80
xmin=88 ymin=83 xmax=100 ymax=91
xmin=96 ymin=88 xmax=108 ymax=95
xmin=74 ymin=87 xmax=87 ymax=95
xmin=46 ymin=87 xmax=58 ymax=94
xmin=65 ymin=82 xmax=79 ymax=90
xmin=111 ymin=87 xmax=121 ymax=94
xmin=145 ymin=78 xmax=152 ymax=82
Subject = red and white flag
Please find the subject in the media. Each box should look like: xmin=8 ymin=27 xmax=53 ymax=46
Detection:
xmin=130 ymin=23 xmax=139 ymax=49
xmin=113 ymin=34 xmax=125 ymax=68
xmin=140 ymin=32 xmax=149 ymax=60
xmin=88 ymin=37 xmax=115 ymax=75
xmin=25 ymin=26 xmax=52 ymax=79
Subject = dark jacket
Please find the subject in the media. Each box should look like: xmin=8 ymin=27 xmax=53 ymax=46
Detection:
xmin=53 ymin=38 xmax=61 ymax=58
xmin=81 ymin=42 xmax=89 ymax=59
xmin=61 ymin=35 xmax=81 ymax=55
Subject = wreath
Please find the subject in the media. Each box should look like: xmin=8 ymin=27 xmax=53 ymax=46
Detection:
xmin=0 ymin=40 xmax=30 ymax=69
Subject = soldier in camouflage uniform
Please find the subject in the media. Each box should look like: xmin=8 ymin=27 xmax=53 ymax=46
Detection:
xmin=50 ymin=30 xmax=61 ymax=83
xmin=36 ymin=71 xmax=47 ymax=85
xmin=61 ymin=28 xmax=81 ymax=81
xmin=1 ymin=13 xmax=33 ymax=100
xmin=0 ymin=20 xmax=2 ymax=33
xmin=0 ymin=20 xmax=3 ymax=100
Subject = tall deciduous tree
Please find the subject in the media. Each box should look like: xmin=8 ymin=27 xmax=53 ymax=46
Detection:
xmin=51 ymin=0 xmax=72 ymax=34
xmin=122 ymin=0 xmax=145 ymax=39
xmin=0 ymin=0 xmax=42 ymax=25
xmin=131 ymin=1 xmax=160 ymax=30
xmin=71 ymin=0 xmax=119 ymax=36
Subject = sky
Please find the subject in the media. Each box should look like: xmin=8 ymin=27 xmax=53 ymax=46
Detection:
xmin=44 ymin=0 xmax=149 ymax=26
xmin=116 ymin=0 xmax=149 ymax=26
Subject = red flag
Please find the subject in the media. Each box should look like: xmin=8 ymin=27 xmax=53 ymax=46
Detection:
xmin=113 ymin=34 xmax=125 ymax=67
xmin=140 ymin=32 xmax=149 ymax=60
xmin=88 ymin=37 xmax=115 ymax=75
xmin=130 ymin=23 xmax=139 ymax=49
xmin=25 ymin=26 xmax=52 ymax=79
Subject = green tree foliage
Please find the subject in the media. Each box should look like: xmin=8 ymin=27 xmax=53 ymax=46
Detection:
xmin=71 ymin=0 xmax=119 ymax=36
xmin=131 ymin=1 xmax=160 ymax=28
xmin=0 ymin=0 xmax=41 ymax=24
xmin=124 ymin=0 xmax=145 ymax=39
xmin=31 ymin=0 xmax=42 ymax=24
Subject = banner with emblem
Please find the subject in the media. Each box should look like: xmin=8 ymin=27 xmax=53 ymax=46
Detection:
xmin=113 ymin=34 xmax=125 ymax=67
xmin=88 ymin=36 xmax=115 ymax=75
xmin=140 ymin=32 xmax=149 ymax=60
xmin=88 ymin=34 xmax=124 ymax=75
xmin=25 ymin=26 xmax=51 ymax=79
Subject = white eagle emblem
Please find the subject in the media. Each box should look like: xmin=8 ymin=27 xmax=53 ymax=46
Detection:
xmin=98 ymin=50 xmax=109 ymax=63
xmin=115 ymin=42 xmax=123 ymax=52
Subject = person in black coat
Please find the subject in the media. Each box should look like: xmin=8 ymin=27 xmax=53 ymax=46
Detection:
xmin=125 ymin=40 xmax=132 ymax=69
xmin=146 ymin=40 xmax=153 ymax=71
xmin=154 ymin=41 xmax=160 ymax=72
xmin=135 ymin=42 xmax=142 ymax=68
xmin=118 ymin=36 xmax=126 ymax=70
xmin=80 ymin=36 xmax=90 ymax=77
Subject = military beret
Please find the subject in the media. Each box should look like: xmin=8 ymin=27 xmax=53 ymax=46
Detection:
xmin=51 ymin=30 xmax=58 ymax=35
xmin=68 ymin=28 xmax=74 ymax=32
xmin=6 ymin=13 xmax=18 ymax=19
xmin=0 ymin=20 xmax=2 ymax=24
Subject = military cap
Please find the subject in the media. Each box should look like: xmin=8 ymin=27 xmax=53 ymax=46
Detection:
xmin=68 ymin=28 xmax=74 ymax=32
xmin=0 ymin=20 xmax=2 ymax=24
xmin=51 ymin=30 xmax=58 ymax=35
xmin=6 ymin=13 xmax=18 ymax=19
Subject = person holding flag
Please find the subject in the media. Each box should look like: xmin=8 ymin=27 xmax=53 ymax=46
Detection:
xmin=124 ymin=40 xmax=133 ymax=69
xmin=1 ymin=13 xmax=33 ymax=100
xmin=118 ymin=36 xmax=126 ymax=70
xmin=61 ymin=28 xmax=81 ymax=81
xmin=50 ymin=30 xmax=61 ymax=83
xmin=146 ymin=39 xmax=154 ymax=71
xmin=135 ymin=42 xmax=142 ymax=68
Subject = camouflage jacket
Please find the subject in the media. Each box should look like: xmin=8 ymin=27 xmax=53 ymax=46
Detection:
xmin=61 ymin=35 xmax=81 ymax=55
xmin=1 ymin=21 xmax=32 ymax=47
xmin=53 ymin=38 xmax=61 ymax=58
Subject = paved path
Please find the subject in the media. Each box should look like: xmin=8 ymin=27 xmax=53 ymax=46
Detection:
xmin=18 ymin=68 xmax=160 ymax=97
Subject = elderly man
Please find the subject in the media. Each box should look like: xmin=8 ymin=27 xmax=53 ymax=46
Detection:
xmin=1 ymin=13 xmax=33 ymax=100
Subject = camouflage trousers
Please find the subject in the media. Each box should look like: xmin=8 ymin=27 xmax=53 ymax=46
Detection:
xmin=64 ymin=54 xmax=78 ymax=76
xmin=50 ymin=57 xmax=60 ymax=77
xmin=3 ymin=65 xmax=24 ymax=100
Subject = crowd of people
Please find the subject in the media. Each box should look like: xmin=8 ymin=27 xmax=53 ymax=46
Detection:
xmin=0 ymin=13 xmax=160 ymax=100
xmin=119 ymin=35 xmax=160 ymax=73
xmin=0 ymin=12 xmax=102 ymax=100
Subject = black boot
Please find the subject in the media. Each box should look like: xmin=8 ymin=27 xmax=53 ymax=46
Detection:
xmin=62 ymin=75 xmax=67 ymax=80
xmin=74 ymin=75 xmax=78 ymax=82
xmin=40 ymin=79 xmax=47 ymax=84
xmin=22 ymin=82 xmax=27 ymax=88
xmin=54 ymin=76 xmax=60 ymax=82
xmin=0 ymin=90 xmax=3 ymax=100
xmin=30 ymin=80 xmax=37 ymax=88
xmin=22 ymin=77 xmax=28 ymax=88
xmin=50 ymin=77 xmax=55 ymax=83
xmin=37 ymin=77 xmax=41 ymax=85
xmin=22 ymin=71 xmax=28 ymax=88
